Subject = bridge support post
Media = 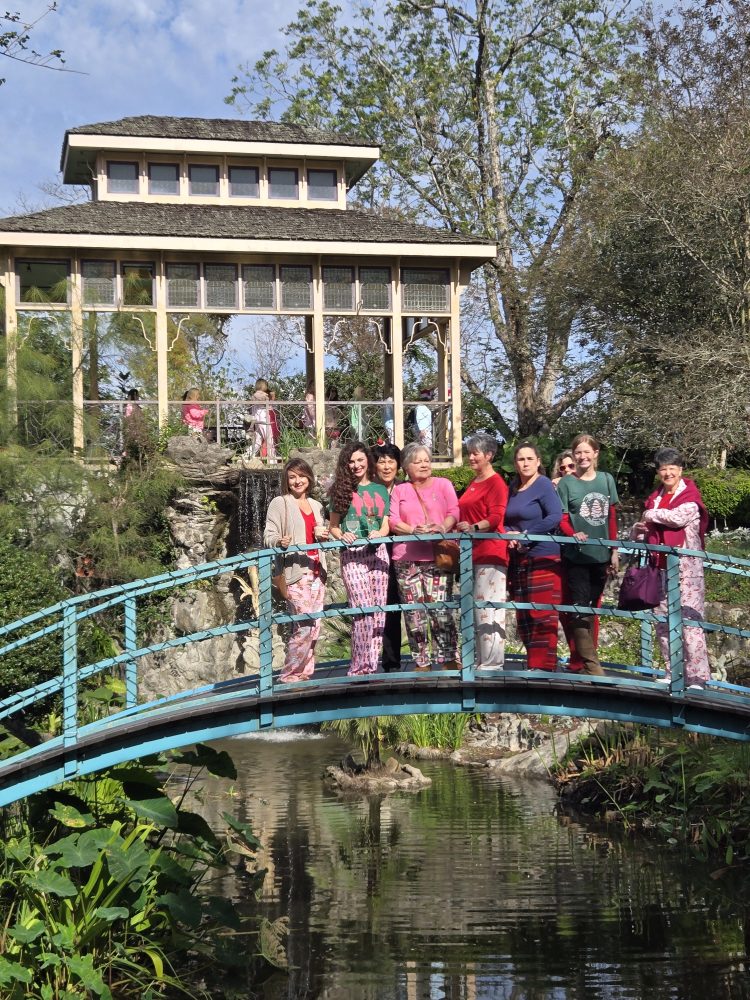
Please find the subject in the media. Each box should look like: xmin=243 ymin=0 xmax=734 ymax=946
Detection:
xmin=640 ymin=618 xmax=653 ymax=676
xmin=666 ymin=552 xmax=684 ymax=695
xmin=124 ymin=597 xmax=138 ymax=709
xmin=459 ymin=536 xmax=475 ymax=710
xmin=258 ymin=552 xmax=274 ymax=727
xmin=62 ymin=604 xmax=78 ymax=778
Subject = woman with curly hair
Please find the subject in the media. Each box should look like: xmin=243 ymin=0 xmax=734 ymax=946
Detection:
xmin=328 ymin=441 xmax=391 ymax=675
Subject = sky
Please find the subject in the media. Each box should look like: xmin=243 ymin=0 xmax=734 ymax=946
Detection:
xmin=0 ymin=0 xmax=304 ymax=215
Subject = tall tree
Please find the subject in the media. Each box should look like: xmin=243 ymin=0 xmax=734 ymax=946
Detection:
xmin=228 ymin=0 xmax=638 ymax=435
xmin=573 ymin=0 xmax=750 ymax=462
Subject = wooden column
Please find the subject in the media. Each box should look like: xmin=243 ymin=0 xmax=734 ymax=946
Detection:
xmin=450 ymin=262 xmax=464 ymax=465
xmin=4 ymin=254 xmax=17 ymax=426
xmin=389 ymin=258 xmax=404 ymax=448
xmin=69 ymin=255 xmax=84 ymax=452
xmin=155 ymin=254 xmax=169 ymax=428
xmin=312 ymin=257 xmax=325 ymax=445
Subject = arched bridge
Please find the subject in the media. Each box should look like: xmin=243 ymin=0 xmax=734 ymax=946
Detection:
xmin=0 ymin=534 xmax=749 ymax=807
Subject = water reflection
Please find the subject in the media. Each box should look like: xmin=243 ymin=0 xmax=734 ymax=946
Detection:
xmin=198 ymin=733 xmax=750 ymax=1000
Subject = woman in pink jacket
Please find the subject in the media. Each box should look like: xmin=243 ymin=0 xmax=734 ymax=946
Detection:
xmin=631 ymin=447 xmax=710 ymax=688
xmin=389 ymin=442 xmax=460 ymax=671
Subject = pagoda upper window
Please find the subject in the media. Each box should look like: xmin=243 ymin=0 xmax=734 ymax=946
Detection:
xmin=269 ymin=167 xmax=299 ymax=200
xmin=148 ymin=163 xmax=179 ymax=196
xmin=122 ymin=263 xmax=154 ymax=306
xmin=81 ymin=261 xmax=116 ymax=305
xmin=107 ymin=162 xmax=139 ymax=195
xmin=401 ymin=268 xmax=450 ymax=312
xmin=229 ymin=166 xmax=259 ymax=198
xmin=17 ymin=259 xmax=69 ymax=303
xmin=308 ymin=169 xmax=338 ymax=202
xmin=188 ymin=165 xmax=219 ymax=197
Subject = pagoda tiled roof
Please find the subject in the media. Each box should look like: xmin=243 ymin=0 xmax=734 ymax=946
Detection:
xmin=0 ymin=201 xmax=494 ymax=248
xmin=64 ymin=115 xmax=372 ymax=148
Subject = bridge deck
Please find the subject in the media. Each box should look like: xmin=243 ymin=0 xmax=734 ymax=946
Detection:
xmin=0 ymin=532 xmax=749 ymax=807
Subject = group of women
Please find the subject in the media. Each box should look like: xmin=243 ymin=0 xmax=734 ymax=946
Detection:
xmin=264 ymin=435 xmax=711 ymax=688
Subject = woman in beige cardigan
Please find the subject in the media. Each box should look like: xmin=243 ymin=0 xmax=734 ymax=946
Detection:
xmin=264 ymin=459 xmax=328 ymax=682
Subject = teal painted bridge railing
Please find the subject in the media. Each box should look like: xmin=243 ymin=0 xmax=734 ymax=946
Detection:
xmin=0 ymin=533 xmax=749 ymax=807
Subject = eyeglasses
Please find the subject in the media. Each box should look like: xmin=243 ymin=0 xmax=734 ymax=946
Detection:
xmin=559 ymin=462 xmax=576 ymax=472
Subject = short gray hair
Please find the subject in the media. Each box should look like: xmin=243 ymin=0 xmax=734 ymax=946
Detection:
xmin=402 ymin=442 xmax=432 ymax=473
xmin=465 ymin=433 xmax=498 ymax=459
xmin=654 ymin=447 xmax=683 ymax=468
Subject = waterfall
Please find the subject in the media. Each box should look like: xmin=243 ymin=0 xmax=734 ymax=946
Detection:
xmin=236 ymin=468 xmax=285 ymax=552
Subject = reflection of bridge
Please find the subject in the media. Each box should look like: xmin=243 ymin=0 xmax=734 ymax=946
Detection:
xmin=1 ymin=534 xmax=749 ymax=807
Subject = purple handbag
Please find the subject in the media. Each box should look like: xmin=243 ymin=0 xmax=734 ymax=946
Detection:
xmin=617 ymin=560 xmax=665 ymax=611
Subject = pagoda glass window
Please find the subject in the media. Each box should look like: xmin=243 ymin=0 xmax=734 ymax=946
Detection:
xmin=17 ymin=260 xmax=69 ymax=303
xmin=107 ymin=162 xmax=139 ymax=194
xmin=149 ymin=163 xmax=179 ymax=195
xmin=205 ymin=264 xmax=237 ymax=308
xmin=122 ymin=264 xmax=154 ymax=306
xmin=323 ymin=266 xmax=354 ymax=310
xmin=81 ymin=261 xmax=116 ymax=306
xmin=243 ymin=265 xmax=275 ymax=309
xmin=359 ymin=267 xmax=391 ymax=310
xmin=280 ymin=265 xmax=312 ymax=309
xmin=229 ymin=166 xmax=259 ymax=198
xmin=308 ymin=169 xmax=337 ymax=201
xmin=189 ymin=165 xmax=219 ymax=196
xmin=167 ymin=264 xmax=200 ymax=307
xmin=401 ymin=268 xmax=450 ymax=312
xmin=269 ymin=167 xmax=298 ymax=200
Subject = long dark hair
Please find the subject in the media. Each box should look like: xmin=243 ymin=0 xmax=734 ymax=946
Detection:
xmin=330 ymin=441 xmax=375 ymax=514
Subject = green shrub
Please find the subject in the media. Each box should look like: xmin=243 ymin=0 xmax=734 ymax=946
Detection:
xmin=432 ymin=465 xmax=475 ymax=493
xmin=686 ymin=468 xmax=750 ymax=526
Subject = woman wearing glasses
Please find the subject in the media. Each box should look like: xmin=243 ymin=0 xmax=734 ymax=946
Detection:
xmin=552 ymin=450 xmax=576 ymax=487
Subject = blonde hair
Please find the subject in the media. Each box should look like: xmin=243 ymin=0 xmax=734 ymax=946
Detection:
xmin=184 ymin=387 xmax=200 ymax=401
xmin=254 ymin=377 xmax=269 ymax=393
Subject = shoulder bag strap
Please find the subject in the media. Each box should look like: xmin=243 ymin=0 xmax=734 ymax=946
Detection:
xmin=411 ymin=483 xmax=430 ymax=522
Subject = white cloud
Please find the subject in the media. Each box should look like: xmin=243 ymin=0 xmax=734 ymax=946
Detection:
xmin=0 ymin=0 xmax=305 ymax=213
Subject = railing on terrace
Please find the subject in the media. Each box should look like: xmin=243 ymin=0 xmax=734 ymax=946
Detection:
xmin=0 ymin=533 xmax=750 ymax=807
xmin=12 ymin=399 xmax=452 ymax=461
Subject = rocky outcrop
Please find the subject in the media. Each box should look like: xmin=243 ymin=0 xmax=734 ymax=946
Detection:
xmin=324 ymin=755 xmax=431 ymax=794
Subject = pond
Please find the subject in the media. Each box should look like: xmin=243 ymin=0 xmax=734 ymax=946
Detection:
xmin=200 ymin=732 xmax=750 ymax=999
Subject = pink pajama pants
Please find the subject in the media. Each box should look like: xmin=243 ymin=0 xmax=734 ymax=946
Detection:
xmin=655 ymin=557 xmax=710 ymax=686
xmin=341 ymin=543 xmax=389 ymax=675
xmin=280 ymin=569 xmax=325 ymax=682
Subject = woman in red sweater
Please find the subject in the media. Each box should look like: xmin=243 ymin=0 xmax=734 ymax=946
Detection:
xmin=456 ymin=433 xmax=509 ymax=668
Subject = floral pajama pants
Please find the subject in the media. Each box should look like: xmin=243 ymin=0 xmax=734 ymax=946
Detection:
xmin=474 ymin=564 xmax=507 ymax=668
xmin=394 ymin=561 xmax=458 ymax=668
xmin=280 ymin=569 xmax=325 ymax=682
xmin=655 ymin=557 xmax=710 ymax=685
xmin=341 ymin=543 xmax=389 ymax=675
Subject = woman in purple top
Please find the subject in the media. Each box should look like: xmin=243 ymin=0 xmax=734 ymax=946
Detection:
xmin=505 ymin=442 xmax=563 ymax=671
xmin=389 ymin=443 xmax=460 ymax=671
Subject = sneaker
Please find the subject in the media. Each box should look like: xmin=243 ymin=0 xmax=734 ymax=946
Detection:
xmin=655 ymin=677 xmax=670 ymax=684
xmin=687 ymin=684 xmax=705 ymax=690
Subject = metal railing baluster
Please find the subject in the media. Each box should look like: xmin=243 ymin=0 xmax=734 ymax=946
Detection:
xmin=62 ymin=604 xmax=78 ymax=778
xmin=124 ymin=597 xmax=138 ymax=709
xmin=258 ymin=551 xmax=274 ymax=726
xmin=665 ymin=551 xmax=685 ymax=694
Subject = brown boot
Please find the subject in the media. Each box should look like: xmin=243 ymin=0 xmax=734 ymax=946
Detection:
xmin=571 ymin=626 xmax=604 ymax=676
